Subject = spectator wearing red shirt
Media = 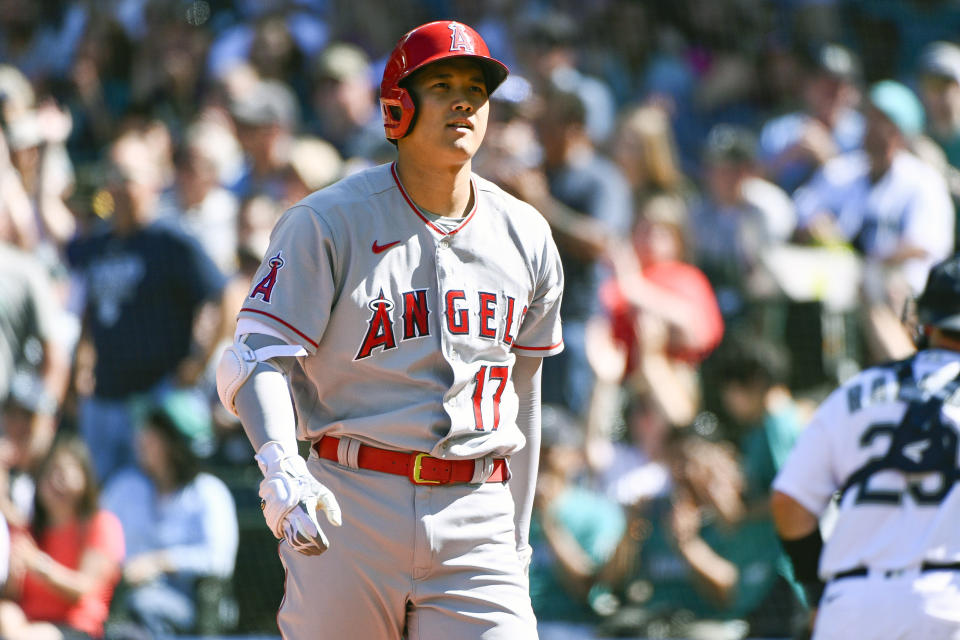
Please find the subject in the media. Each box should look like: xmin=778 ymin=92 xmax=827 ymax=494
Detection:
xmin=0 ymin=435 xmax=124 ymax=640
xmin=595 ymin=195 xmax=724 ymax=427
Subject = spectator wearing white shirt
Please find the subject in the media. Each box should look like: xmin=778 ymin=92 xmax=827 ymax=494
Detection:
xmin=794 ymin=80 xmax=955 ymax=360
xmin=102 ymin=395 xmax=238 ymax=637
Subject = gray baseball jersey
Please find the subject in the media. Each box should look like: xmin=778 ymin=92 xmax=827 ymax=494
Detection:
xmin=238 ymin=162 xmax=564 ymax=459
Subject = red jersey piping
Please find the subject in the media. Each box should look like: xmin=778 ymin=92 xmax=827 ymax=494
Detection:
xmin=239 ymin=308 xmax=319 ymax=349
xmin=513 ymin=340 xmax=564 ymax=351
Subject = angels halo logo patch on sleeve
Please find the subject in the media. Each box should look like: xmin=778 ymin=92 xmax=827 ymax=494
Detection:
xmin=250 ymin=252 xmax=285 ymax=303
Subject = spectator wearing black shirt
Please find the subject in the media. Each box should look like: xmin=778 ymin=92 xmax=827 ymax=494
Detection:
xmin=66 ymin=129 xmax=225 ymax=482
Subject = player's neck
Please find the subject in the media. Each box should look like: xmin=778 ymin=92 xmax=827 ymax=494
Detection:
xmin=394 ymin=159 xmax=474 ymax=218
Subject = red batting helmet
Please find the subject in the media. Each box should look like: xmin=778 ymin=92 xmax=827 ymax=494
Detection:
xmin=380 ymin=21 xmax=509 ymax=140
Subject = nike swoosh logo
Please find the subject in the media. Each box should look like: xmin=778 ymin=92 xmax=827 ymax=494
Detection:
xmin=372 ymin=240 xmax=401 ymax=254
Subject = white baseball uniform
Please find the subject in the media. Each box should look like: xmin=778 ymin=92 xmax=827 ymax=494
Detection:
xmin=237 ymin=161 xmax=564 ymax=639
xmin=774 ymin=348 xmax=960 ymax=640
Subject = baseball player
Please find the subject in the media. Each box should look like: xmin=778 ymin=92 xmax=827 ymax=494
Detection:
xmin=771 ymin=255 xmax=960 ymax=639
xmin=215 ymin=21 xmax=564 ymax=640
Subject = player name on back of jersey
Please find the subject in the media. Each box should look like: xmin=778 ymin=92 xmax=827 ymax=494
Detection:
xmin=354 ymin=287 xmax=527 ymax=360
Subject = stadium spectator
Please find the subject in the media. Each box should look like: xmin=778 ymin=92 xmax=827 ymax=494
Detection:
xmin=0 ymin=434 xmax=125 ymax=640
xmin=103 ymin=399 xmax=238 ymax=637
xmin=598 ymin=431 xmax=783 ymax=639
xmin=612 ymin=104 xmax=695 ymax=210
xmin=712 ymin=332 xmax=807 ymax=636
xmin=309 ymin=42 xmax=392 ymax=163
xmin=63 ymin=18 xmax=134 ymax=165
xmin=918 ymin=41 xmax=960 ymax=173
xmin=0 ymin=113 xmax=42 ymax=250
xmin=530 ymin=404 xmax=625 ymax=640
xmin=0 ymin=242 xmax=70 ymax=412
xmin=0 ymin=373 xmax=59 ymax=529
xmin=156 ymin=122 xmax=241 ymax=275
xmin=505 ymin=85 xmax=632 ymax=416
xmin=5 ymin=101 xmax=76 ymax=260
xmin=587 ymin=391 xmax=674 ymax=509
xmin=516 ymin=11 xmax=617 ymax=145
xmin=228 ymin=78 xmax=300 ymax=202
xmin=599 ymin=194 xmax=724 ymax=427
xmin=125 ymin=8 xmax=210 ymax=136
xmin=65 ymin=130 xmax=226 ymax=482
xmin=690 ymin=123 xmax=793 ymax=321
xmin=759 ymin=42 xmax=864 ymax=194
xmin=916 ymin=40 xmax=960 ymax=244
xmin=0 ymin=1 xmax=88 ymax=84
xmin=794 ymin=80 xmax=955 ymax=361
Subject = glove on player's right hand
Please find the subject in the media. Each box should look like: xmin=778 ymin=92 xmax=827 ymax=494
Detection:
xmin=255 ymin=442 xmax=342 ymax=556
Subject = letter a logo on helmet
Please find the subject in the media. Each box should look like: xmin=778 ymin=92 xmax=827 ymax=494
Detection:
xmin=448 ymin=23 xmax=475 ymax=54
xmin=380 ymin=21 xmax=508 ymax=140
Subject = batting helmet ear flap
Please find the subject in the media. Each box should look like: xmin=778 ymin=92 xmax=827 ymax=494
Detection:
xmin=381 ymin=85 xmax=416 ymax=140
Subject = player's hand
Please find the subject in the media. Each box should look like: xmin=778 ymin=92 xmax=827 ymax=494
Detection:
xmin=256 ymin=442 xmax=342 ymax=556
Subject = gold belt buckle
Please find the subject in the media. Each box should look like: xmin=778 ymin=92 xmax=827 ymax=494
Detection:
xmin=411 ymin=452 xmax=441 ymax=484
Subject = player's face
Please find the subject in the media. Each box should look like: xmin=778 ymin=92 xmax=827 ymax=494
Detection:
xmin=402 ymin=59 xmax=490 ymax=162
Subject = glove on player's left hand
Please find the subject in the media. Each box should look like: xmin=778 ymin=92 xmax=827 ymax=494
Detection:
xmin=256 ymin=442 xmax=342 ymax=556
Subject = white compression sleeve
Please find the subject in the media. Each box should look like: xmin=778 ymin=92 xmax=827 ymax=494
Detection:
xmin=231 ymin=333 xmax=301 ymax=454
xmin=510 ymin=356 xmax=543 ymax=551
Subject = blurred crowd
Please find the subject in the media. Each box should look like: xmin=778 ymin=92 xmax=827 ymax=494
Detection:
xmin=0 ymin=0 xmax=958 ymax=638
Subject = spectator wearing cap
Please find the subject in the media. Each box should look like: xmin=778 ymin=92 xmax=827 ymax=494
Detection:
xmin=794 ymin=80 xmax=955 ymax=361
xmin=528 ymin=404 xmax=625 ymax=640
xmin=916 ymin=41 xmax=960 ymax=206
xmin=65 ymin=130 xmax=227 ymax=482
xmin=229 ymin=79 xmax=300 ymax=202
xmin=102 ymin=394 xmax=238 ymax=638
xmin=759 ymin=42 xmax=865 ymax=194
xmin=309 ymin=42 xmax=391 ymax=163
xmin=689 ymin=124 xmax=793 ymax=321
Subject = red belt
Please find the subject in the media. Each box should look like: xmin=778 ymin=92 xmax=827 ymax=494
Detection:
xmin=313 ymin=435 xmax=509 ymax=485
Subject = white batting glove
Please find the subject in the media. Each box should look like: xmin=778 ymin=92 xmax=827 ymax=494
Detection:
xmin=255 ymin=442 xmax=342 ymax=556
